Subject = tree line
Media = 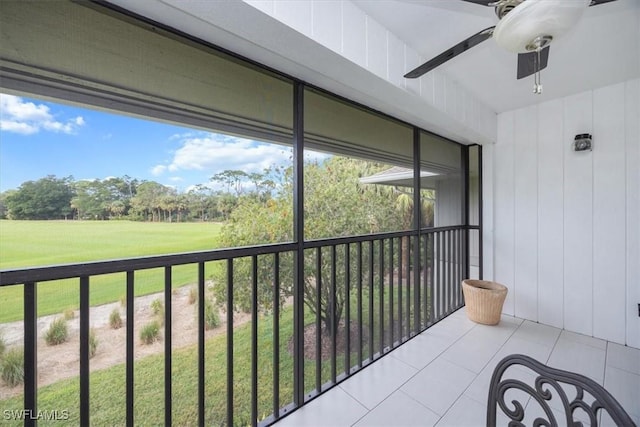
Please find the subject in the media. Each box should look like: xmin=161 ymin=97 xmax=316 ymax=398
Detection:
xmin=0 ymin=168 xmax=284 ymax=222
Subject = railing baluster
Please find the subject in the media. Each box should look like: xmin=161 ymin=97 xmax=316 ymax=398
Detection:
xmin=427 ymin=234 xmax=434 ymax=327
xmin=446 ymin=231 xmax=450 ymax=315
xmin=462 ymin=229 xmax=466 ymax=305
xmin=126 ymin=271 xmax=135 ymax=427
xmin=438 ymin=232 xmax=443 ymax=319
xmin=315 ymin=247 xmax=322 ymax=392
xmin=398 ymin=238 xmax=403 ymax=342
xmin=164 ymin=267 xmax=172 ymax=426
xmin=357 ymin=242 xmax=363 ymax=368
xmin=344 ymin=244 xmax=351 ymax=376
xmin=273 ymin=253 xmax=280 ymax=419
xmin=368 ymin=241 xmax=374 ymax=360
xmin=388 ymin=239 xmax=394 ymax=349
xmin=197 ymin=263 xmax=205 ymax=427
xmin=422 ymin=234 xmax=428 ymax=330
xmin=414 ymin=234 xmax=421 ymax=333
xmin=450 ymin=229 xmax=455 ymax=311
xmin=80 ymin=276 xmax=90 ymax=426
xmin=440 ymin=231 xmax=446 ymax=316
xmin=405 ymin=237 xmax=411 ymax=337
xmin=226 ymin=258 xmax=234 ymax=427
xmin=23 ymin=281 xmax=37 ymax=427
xmin=458 ymin=229 xmax=463 ymax=308
xmin=251 ymin=256 xmax=258 ymax=427
xmin=331 ymin=245 xmax=337 ymax=383
xmin=441 ymin=233 xmax=444 ymax=316
xmin=378 ymin=239 xmax=384 ymax=356
xmin=452 ymin=230 xmax=460 ymax=310
xmin=447 ymin=230 xmax=456 ymax=314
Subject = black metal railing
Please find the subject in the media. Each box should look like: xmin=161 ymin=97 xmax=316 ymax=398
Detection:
xmin=0 ymin=226 xmax=472 ymax=426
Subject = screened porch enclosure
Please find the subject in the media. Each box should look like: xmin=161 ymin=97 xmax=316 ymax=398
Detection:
xmin=0 ymin=1 xmax=481 ymax=425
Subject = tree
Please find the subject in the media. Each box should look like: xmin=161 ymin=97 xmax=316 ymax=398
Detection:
xmin=130 ymin=181 xmax=172 ymax=221
xmin=0 ymin=190 xmax=15 ymax=219
xmin=5 ymin=175 xmax=75 ymax=220
xmin=214 ymin=158 xmax=403 ymax=336
xmin=211 ymin=170 xmax=248 ymax=196
xmin=71 ymin=180 xmax=113 ymax=220
xmin=187 ymin=185 xmax=216 ymax=221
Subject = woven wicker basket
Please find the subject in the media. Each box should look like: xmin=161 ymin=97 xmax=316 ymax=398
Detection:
xmin=461 ymin=279 xmax=508 ymax=325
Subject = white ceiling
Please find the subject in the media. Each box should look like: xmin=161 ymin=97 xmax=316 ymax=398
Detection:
xmin=355 ymin=0 xmax=639 ymax=113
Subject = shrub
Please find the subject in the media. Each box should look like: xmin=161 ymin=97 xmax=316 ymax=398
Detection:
xmin=89 ymin=328 xmax=98 ymax=358
xmin=151 ymin=298 xmax=164 ymax=316
xmin=119 ymin=294 xmax=127 ymax=308
xmin=204 ymin=298 xmax=220 ymax=330
xmin=109 ymin=309 xmax=123 ymax=329
xmin=63 ymin=308 xmax=75 ymax=320
xmin=151 ymin=298 xmax=165 ymax=326
xmin=188 ymin=286 xmax=197 ymax=305
xmin=1 ymin=347 xmax=24 ymax=387
xmin=140 ymin=321 xmax=160 ymax=345
xmin=44 ymin=317 xmax=68 ymax=346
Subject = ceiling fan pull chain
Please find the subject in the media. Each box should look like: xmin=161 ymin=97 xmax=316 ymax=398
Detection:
xmin=533 ymin=47 xmax=543 ymax=94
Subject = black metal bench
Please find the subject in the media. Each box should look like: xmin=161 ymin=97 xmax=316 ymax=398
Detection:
xmin=487 ymin=354 xmax=636 ymax=426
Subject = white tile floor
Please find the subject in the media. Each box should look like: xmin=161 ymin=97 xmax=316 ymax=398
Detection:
xmin=275 ymin=308 xmax=640 ymax=427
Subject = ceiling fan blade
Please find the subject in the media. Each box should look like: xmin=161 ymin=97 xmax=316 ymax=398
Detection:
xmin=517 ymin=46 xmax=550 ymax=79
xmin=404 ymin=26 xmax=494 ymax=79
xmin=589 ymin=0 xmax=618 ymax=5
xmin=458 ymin=0 xmax=494 ymax=5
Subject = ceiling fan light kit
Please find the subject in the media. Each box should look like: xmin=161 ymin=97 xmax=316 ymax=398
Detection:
xmin=404 ymin=0 xmax=617 ymax=95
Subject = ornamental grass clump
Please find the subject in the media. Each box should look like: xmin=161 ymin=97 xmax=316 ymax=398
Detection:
xmin=140 ymin=321 xmax=160 ymax=345
xmin=44 ymin=317 xmax=68 ymax=346
xmin=1 ymin=347 xmax=24 ymax=387
xmin=109 ymin=308 xmax=123 ymax=329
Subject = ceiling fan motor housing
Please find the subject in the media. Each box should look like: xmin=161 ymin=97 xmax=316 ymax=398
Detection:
xmin=493 ymin=0 xmax=591 ymax=53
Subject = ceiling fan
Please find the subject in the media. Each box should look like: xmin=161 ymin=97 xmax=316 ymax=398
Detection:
xmin=404 ymin=0 xmax=618 ymax=94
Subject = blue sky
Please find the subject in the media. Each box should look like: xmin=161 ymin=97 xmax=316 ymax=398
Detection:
xmin=0 ymin=93 xmax=317 ymax=193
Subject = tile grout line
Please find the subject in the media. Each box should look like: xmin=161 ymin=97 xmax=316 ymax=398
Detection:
xmin=347 ymin=318 xmax=480 ymax=426
xmin=545 ymin=325 xmax=563 ymax=365
xmin=445 ymin=317 xmax=524 ymax=411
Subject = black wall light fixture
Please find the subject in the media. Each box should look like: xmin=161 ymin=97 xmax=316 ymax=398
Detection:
xmin=573 ymin=133 xmax=592 ymax=152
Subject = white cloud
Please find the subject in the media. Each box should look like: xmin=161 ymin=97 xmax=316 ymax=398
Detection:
xmin=151 ymin=165 xmax=167 ymax=176
xmin=169 ymin=176 xmax=184 ymax=182
xmin=154 ymin=133 xmax=292 ymax=177
xmin=0 ymin=94 xmax=85 ymax=135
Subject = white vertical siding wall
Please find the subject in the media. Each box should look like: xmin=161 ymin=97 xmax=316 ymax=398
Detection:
xmin=537 ymin=100 xmax=564 ymax=329
xmin=494 ymin=111 xmax=516 ymax=316
xmin=563 ymin=91 xmax=594 ymax=337
xmin=514 ymin=106 xmax=538 ymax=321
xmin=485 ymin=79 xmax=640 ymax=348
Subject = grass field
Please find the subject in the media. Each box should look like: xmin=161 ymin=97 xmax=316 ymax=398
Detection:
xmin=0 ymin=220 xmax=223 ymax=323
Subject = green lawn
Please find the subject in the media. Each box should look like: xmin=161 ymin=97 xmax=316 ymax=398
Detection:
xmin=0 ymin=220 xmax=223 ymax=322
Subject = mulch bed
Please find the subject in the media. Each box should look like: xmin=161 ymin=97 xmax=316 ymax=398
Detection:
xmin=287 ymin=319 xmax=411 ymax=361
